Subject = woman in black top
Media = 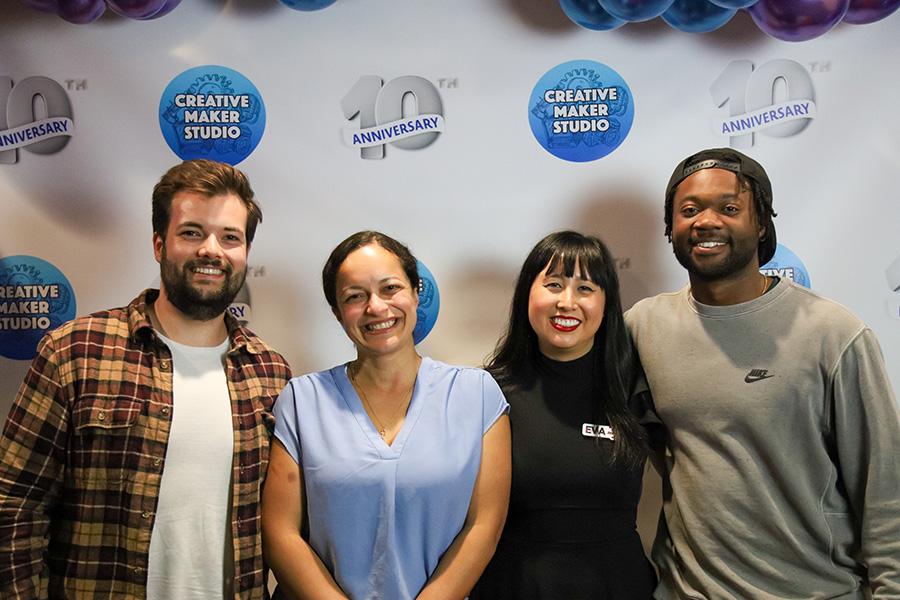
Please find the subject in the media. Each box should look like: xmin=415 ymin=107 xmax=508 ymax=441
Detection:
xmin=473 ymin=231 xmax=656 ymax=599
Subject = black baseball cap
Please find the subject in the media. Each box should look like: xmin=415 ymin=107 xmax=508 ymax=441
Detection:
xmin=665 ymin=148 xmax=777 ymax=265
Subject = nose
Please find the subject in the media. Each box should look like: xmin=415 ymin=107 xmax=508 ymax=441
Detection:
xmin=556 ymin=286 xmax=576 ymax=309
xmin=365 ymin=293 xmax=389 ymax=314
xmin=198 ymin=234 xmax=224 ymax=258
xmin=694 ymin=208 xmax=722 ymax=229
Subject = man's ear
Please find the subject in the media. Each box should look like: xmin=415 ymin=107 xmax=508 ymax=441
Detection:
xmin=758 ymin=224 xmax=766 ymax=241
xmin=153 ymin=233 xmax=164 ymax=263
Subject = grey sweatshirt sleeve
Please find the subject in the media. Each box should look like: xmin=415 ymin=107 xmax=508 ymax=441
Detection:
xmin=831 ymin=328 xmax=900 ymax=598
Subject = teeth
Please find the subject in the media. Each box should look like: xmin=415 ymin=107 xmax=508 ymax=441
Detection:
xmin=696 ymin=241 xmax=725 ymax=248
xmin=367 ymin=319 xmax=396 ymax=331
xmin=194 ymin=267 xmax=223 ymax=275
xmin=552 ymin=317 xmax=580 ymax=327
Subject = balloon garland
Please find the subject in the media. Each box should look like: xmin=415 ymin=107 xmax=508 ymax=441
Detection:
xmin=20 ymin=0 xmax=900 ymax=39
xmin=562 ymin=0 xmax=900 ymax=39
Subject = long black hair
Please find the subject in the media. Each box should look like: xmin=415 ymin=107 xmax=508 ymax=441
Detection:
xmin=487 ymin=230 xmax=648 ymax=467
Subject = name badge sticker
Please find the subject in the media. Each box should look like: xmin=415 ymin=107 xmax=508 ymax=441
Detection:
xmin=582 ymin=423 xmax=614 ymax=440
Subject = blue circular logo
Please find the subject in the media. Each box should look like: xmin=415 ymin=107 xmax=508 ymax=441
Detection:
xmin=760 ymin=243 xmax=810 ymax=288
xmin=0 ymin=256 xmax=77 ymax=361
xmin=159 ymin=65 xmax=266 ymax=165
xmin=413 ymin=260 xmax=440 ymax=345
xmin=528 ymin=60 xmax=634 ymax=162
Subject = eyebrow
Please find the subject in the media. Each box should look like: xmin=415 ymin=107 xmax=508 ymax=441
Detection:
xmin=177 ymin=221 xmax=245 ymax=234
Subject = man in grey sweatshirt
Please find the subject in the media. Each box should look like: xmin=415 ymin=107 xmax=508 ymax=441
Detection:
xmin=626 ymin=148 xmax=900 ymax=599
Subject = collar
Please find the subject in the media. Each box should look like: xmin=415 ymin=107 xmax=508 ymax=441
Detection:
xmin=126 ymin=288 xmax=262 ymax=354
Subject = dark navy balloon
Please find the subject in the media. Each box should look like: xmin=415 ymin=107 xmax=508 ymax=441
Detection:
xmin=662 ymin=0 xmax=737 ymax=31
xmin=560 ymin=0 xmax=627 ymax=30
xmin=598 ymin=0 xmax=675 ymax=21
xmin=707 ymin=0 xmax=758 ymax=7
xmin=843 ymin=0 xmax=900 ymax=23
xmin=280 ymin=0 xmax=339 ymax=11
xmin=748 ymin=0 xmax=850 ymax=41
xmin=413 ymin=260 xmax=440 ymax=346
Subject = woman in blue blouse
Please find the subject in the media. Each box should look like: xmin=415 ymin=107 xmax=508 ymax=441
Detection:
xmin=262 ymin=231 xmax=511 ymax=600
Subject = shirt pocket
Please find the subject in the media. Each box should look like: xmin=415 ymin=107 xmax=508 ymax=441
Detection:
xmin=70 ymin=394 xmax=144 ymax=486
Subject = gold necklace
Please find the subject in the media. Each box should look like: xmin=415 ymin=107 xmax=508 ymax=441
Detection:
xmin=350 ymin=364 xmax=416 ymax=439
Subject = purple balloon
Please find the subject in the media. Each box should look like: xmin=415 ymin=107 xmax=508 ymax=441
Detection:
xmin=58 ymin=0 xmax=106 ymax=23
xmin=749 ymin=0 xmax=849 ymax=41
xmin=662 ymin=0 xmax=737 ymax=31
xmin=25 ymin=0 xmax=61 ymax=12
xmin=843 ymin=0 xmax=900 ymax=23
xmin=707 ymin=0 xmax=758 ymax=7
xmin=560 ymin=0 xmax=627 ymax=29
xmin=106 ymin=0 xmax=167 ymax=19
xmin=137 ymin=0 xmax=181 ymax=19
xmin=598 ymin=0 xmax=675 ymax=21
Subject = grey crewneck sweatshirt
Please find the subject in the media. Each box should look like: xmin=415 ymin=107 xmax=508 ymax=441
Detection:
xmin=626 ymin=279 xmax=900 ymax=599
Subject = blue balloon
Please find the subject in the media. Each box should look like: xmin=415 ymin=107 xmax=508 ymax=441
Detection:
xmin=707 ymin=0 xmax=758 ymax=7
xmin=559 ymin=0 xmax=627 ymax=30
xmin=413 ymin=260 xmax=440 ymax=345
xmin=598 ymin=0 xmax=675 ymax=21
xmin=280 ymin=0 xmax=338 ymax=10
xmin=662 ymin=0 xmax=737 ymax=31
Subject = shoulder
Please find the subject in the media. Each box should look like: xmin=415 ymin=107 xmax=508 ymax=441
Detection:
xmin=232 ymin=326 xmax=292 ymax=377
xmin=40 ymin=304 xmax=132 ymax=356
xmin=424 ymin=358 xmax=499 ymax=389
xmin=778 ymin=281 xmax=867 ymax=343
xmin=283 ymin=364 xmax=345 ymax=397
xmin=625 ymin=289 xmax=687 ymax=332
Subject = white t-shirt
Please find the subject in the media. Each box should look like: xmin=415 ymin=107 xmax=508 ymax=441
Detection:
xmin=147 ymin=333 xmax=234 ymax=600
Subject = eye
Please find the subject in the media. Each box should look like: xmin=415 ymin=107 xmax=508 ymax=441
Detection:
xmin=343 ymin=292 xmax=365 ymax=304
xmin=723 ymin=205 xmax=740 ymax=215
xmin=579 ymin=284 xmax=597 ymax=293
xmin=180 ymin=229 xmax=201 ymax=238
xmin=544 ymin=281 xmax=563 ymax=290
xmin=680 ymin=206 xmax=699 ymax=217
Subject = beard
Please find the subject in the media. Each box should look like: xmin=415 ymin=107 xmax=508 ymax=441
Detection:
xmin=672 ymin=235 xmax=759 ymax=282
xmin=159 ymin=246 xmax=245 ymax=321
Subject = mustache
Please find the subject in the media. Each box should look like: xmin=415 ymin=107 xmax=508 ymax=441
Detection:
xmin=186 ymin=258 xmax=232 ymax=273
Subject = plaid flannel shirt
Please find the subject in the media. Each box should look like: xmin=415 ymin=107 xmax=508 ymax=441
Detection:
xmin=0 ymin=290 xmax=291 ymax=599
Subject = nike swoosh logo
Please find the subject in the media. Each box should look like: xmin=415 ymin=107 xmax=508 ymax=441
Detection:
xmin=744 ymin=374 xmax=774 ymax=383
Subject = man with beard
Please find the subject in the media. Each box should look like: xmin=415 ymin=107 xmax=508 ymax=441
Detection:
xmin=0 ymin=160 xmax=292 ymax=599
xmin=626 ymin=148 xmax=900 ymax=598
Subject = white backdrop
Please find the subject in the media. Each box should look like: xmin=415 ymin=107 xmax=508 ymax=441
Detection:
xmin=2 ymin=0 xmax=899 ymax=552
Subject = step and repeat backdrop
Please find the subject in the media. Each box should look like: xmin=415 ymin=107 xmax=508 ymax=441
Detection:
xmin=2 ymin=0 xmax=899 ymax=548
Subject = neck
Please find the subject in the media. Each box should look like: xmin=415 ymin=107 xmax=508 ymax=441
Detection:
xmin=151 ymin=288 xmax=229 ymax=347
xmin=352 ymin=348 xmax=421 ymax=391
xmin=689 ymin=263 xmax=768 ymax=306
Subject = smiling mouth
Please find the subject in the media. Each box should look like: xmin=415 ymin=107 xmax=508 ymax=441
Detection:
xmin=550 ymin=316 xmax=580 ymax=332
xmin=192 ymin=266 xmax=225 ymax=276
xmin=365 ymin=318 xmax=397 ymax=333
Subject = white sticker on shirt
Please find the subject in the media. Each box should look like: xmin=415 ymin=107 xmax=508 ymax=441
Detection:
xmin=582 ymin=423 xmax=614 ymax=440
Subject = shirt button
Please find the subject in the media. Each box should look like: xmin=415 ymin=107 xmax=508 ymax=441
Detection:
xmin=161 ymin=406 xmax=170 ymax=416
xmin=97 ymin=412 xmax=106 ymax=421
xmin=153 ymin=457 xmax=162 ymax=467
xmin=159 ymin=359 xmax=170 ymax=371
xmin=141 ymin=511 xmax=151 ymax=519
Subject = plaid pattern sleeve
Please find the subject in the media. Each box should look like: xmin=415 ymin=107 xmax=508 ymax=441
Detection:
xmin=0 ymin=290 xmax=292 ymax=599
xmin=0 ymin=334 xmax=69 ymax=599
